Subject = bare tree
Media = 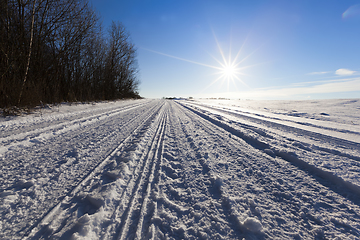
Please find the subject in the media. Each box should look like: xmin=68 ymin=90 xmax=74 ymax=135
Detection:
xmin=104 ymin=21 xmax=139 ymax=99
xmin=0 ymin=0 xmax=140 ymax=109
xmin=17 ymin=0 xmax=36 ymax=105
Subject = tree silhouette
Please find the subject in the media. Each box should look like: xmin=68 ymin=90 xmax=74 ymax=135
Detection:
xmin=0 ymin=0 xmax=140 ymax=110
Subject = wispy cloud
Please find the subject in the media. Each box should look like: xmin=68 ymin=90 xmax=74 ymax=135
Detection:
xmin=307 ymin=71 xmax=329 ymax=75
xmin=335 ymin=68 xmax=356 ymax=76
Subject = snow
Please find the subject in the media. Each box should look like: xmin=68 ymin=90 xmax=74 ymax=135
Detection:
xmin=242 ymin=217 xmax=263 ymax=232
xmin=1 ymin=98 xmax=360 ymax=239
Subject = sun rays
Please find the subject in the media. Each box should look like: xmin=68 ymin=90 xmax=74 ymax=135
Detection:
xmin=200 ymin=30 xmax=253 ymax=92
xmin=222 ymin=64 xmax=237 ymax=78
xmin=143 ymin=29 xmax=260 ymax=93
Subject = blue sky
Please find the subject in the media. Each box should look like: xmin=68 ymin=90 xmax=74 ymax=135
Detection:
xmin=90 ymin=0 xmax=360 ymax=99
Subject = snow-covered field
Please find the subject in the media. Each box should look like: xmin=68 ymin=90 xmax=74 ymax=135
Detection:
xmin=1 ymin=98 xmax=360 ymax=239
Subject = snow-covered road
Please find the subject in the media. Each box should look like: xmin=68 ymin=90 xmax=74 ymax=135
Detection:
xmin=1 ymin=99 xmax=360 ymax=239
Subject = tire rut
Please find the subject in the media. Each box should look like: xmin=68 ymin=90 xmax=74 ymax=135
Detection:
xmin=173 ymin=101 xmax=360 ymax=239
xmin=179 ymin=102 xmax=360 ymax=205
xmin=149 ymin=102 xmax=242 ymax=239
xmin=23 ymin=102 xmax=165 ymax=239
xmin=115 ymin=104 xmax=167 ymax=240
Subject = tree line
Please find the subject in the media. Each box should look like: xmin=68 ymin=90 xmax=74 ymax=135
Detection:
xmin=0 ymin=0 xmax=140 ymax=109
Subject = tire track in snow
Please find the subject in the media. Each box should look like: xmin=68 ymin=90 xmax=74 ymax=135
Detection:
xmin=149 ymin=102 xmax=243 ymax=239
xmin=114 ymin=105 xmax=167 ymax=240
xmin=134 ymin=108 xmax=169 ymax=240
xmin=0 ymin=101 xmax=152 ymax=155
xmin=179 ymin=102 xmax=360 ymax=204
xmin=0 ymin=100 xmax=160 ymax=232
xmin=2 ymin=113 xmax=142 ymax=240
xmin=92 ymin=103 xmax=167 ymax=240
xmin=174 ymin=103 xmax=252 ymax=238
xmin=0 ymin=101 xmax=157 ymax=192
xmin=147 ymin=103 xmax=196 ymax=239
xmin=133 ymin=110 xmax=168 ymax=239
xmin=50 ymin=101 xmax=166 ymax=239
xmin=0 ymin=100 xmax=152 ymax=139
xmin=181 ymin=101 xmax=360 ymax=191
xmin=174 ymin=101 xmax=360 ymax=238
xmin=3 ymin=99 xmax=360 ymax=239
xmin=184 ymin=101 xmax=360 ymax=144
xmin=22 ymin=101 xmax=165 ymax=239
xmin=182 ymin=101 xmax=360 ymax=162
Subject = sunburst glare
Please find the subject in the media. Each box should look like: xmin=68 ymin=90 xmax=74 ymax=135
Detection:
xmin=143 ymin=29 xmax=260 ymax=93
xmin=223 ymin=64 xmax=237 ymax=78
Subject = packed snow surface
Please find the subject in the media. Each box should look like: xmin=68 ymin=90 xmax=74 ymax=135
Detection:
xmin=1 ymin=98 xmax=360 ymax=239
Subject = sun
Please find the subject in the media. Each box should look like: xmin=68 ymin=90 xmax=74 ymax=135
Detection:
xmin=143 ymin=29 xmax=258 ymax=92
xmin=204 ymin=30 xmax=254 ymax=91
xmin=222 ymin=64 xmax=237 ymax=79
xmin=212 ymin=60 xmax=247 ymax=91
